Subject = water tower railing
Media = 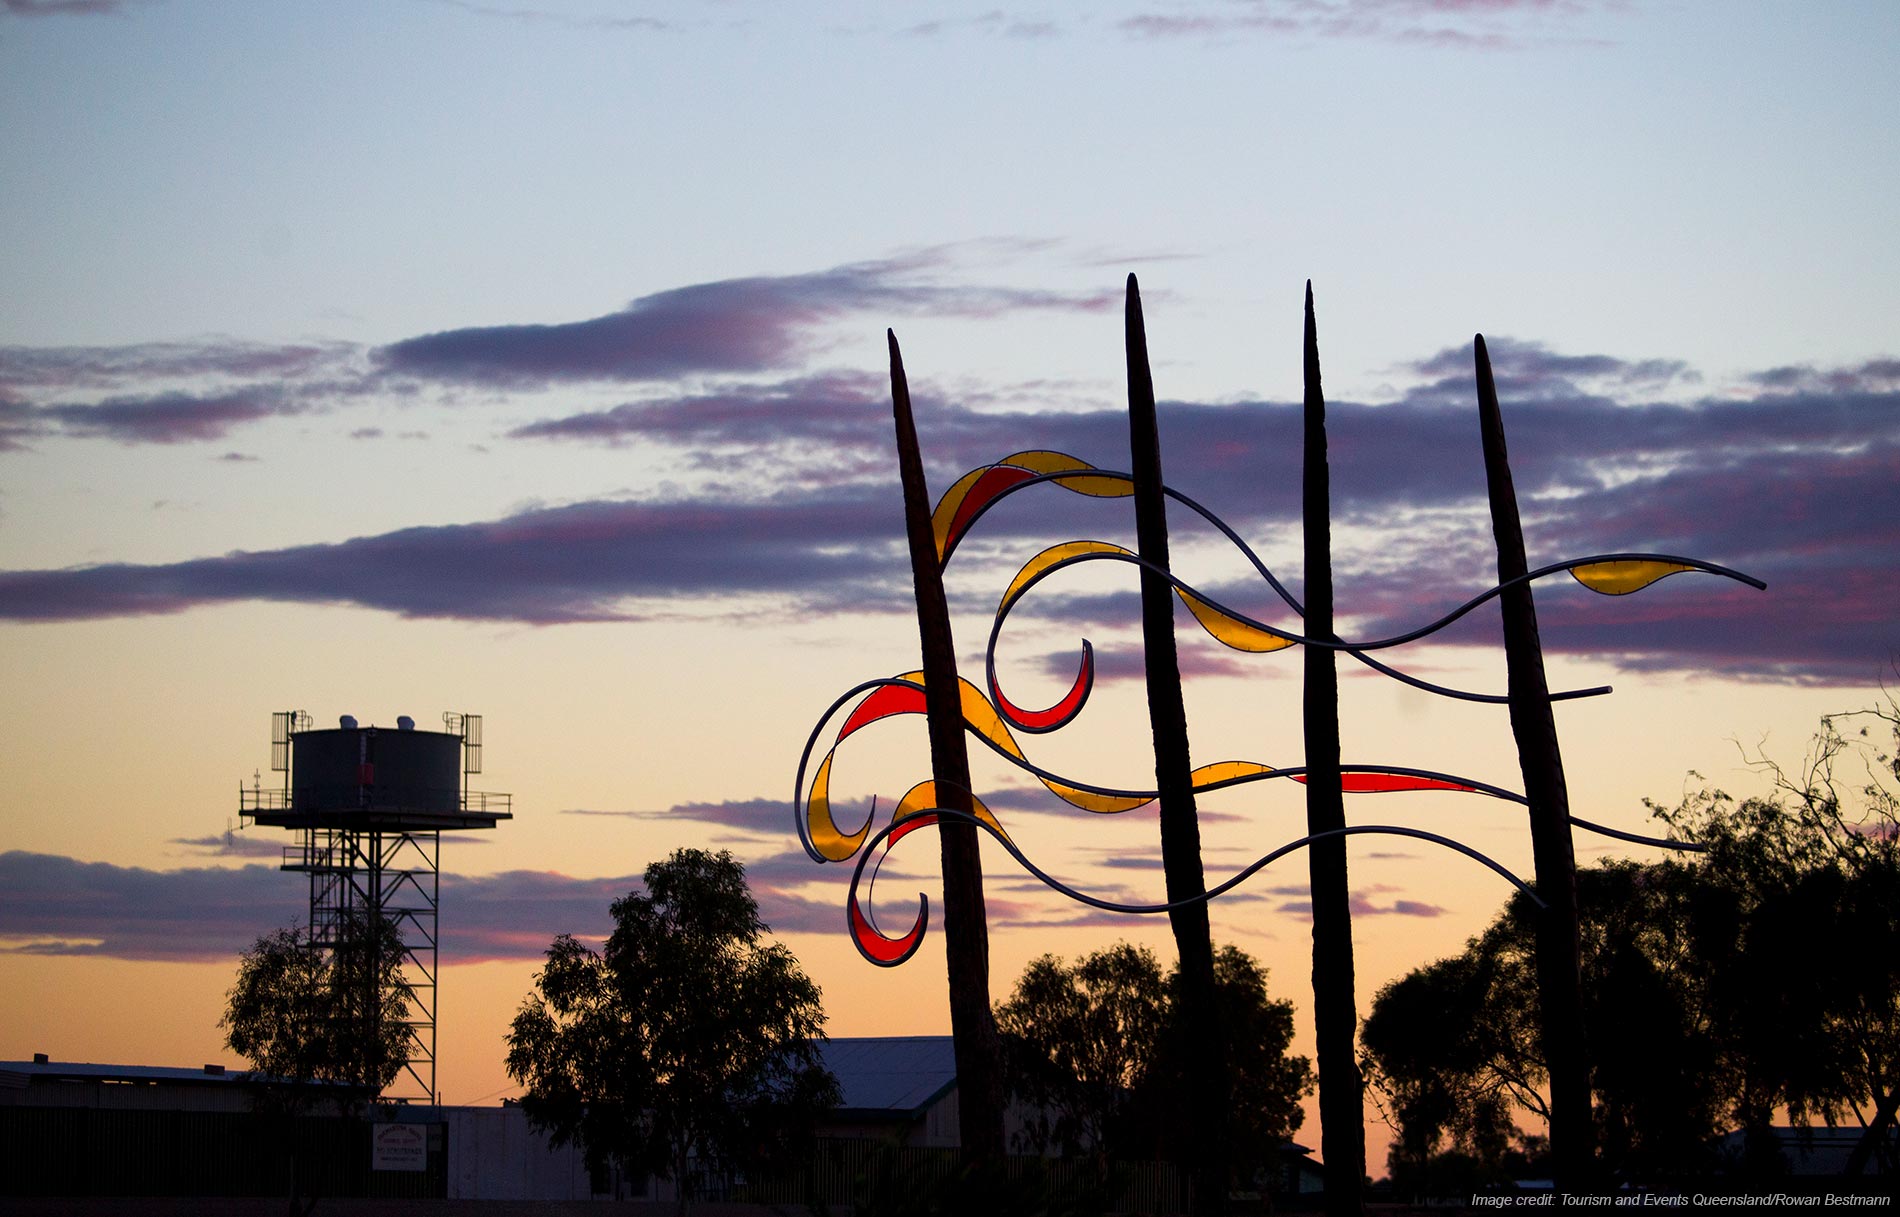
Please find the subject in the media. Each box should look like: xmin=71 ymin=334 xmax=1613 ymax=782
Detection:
xmin=241 ymin=785 xmax=509 ymax=818
xmin=239 ymin=787 xmax=292 ymax=815
xmin=461 ymin=790 xmax=511 ymax=815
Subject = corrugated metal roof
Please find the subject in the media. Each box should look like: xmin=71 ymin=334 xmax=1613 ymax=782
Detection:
xmin=816 ymin=1036 xmax=955 ymax=1116
xmin=0 ymin=1060 xmax=353 ymax=1091
xmin=8 ymin=1041 xmax=960 ymax=1115
xmin=0 ymin=1060 xmax=241 ymax=1086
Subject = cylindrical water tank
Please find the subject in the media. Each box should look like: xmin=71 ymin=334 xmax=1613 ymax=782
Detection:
xmin=289 ymin=722 xmax=461 ymax=815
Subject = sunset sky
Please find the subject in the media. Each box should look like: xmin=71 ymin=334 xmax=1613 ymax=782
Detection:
xmin=3 ymin=0 xmax=1896 ymax=1162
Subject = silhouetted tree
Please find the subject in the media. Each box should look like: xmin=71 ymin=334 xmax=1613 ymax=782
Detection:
xmin=997 ymin=942 xmax=1169 ymax=1157
xmin=1189 ymin=945 xmax=1317 ymax=1186
xmin=505 ymin=848 xmax=839 ymax=1215
xmin=1359 ymin=939 xmax=1530 ymax=1192
xmin=997 ymin=941 xmax=1312 ymax=1188
xmin=222 ymin=911 xmax=410 ymax=1113
xmin=1362 ymin=862 xmax=1723 ymax=1192
xmin=1651 ymin=692 xmax=1900 ymax=1176
xmin=223 ymin=912 xmax=411 ymax=1217
xmin=1365 ymin=700 xmax=1900 ymax=1189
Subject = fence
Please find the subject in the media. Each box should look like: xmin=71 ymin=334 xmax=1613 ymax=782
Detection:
xmin=735 ymin=1137 xmax=1190 ymax=1215
xmin=0 ymin=1107 xmax=446 ymax=1200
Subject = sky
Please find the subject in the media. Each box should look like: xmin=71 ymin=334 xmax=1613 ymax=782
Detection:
xmin=2 ymin=0 xmax=1897 ymax=1166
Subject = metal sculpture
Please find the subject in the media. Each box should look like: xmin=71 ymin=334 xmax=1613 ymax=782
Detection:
xmin=1125 ymin=277 xmax=1229 ymax=1211
xmin=792 ymin=293 xmax=1764 ymax=1195
xmin=1302 ymin=283 xmax=1364 ymax=1211
xmin=1474 ymin=333 xmax=1588 ymax=1188
xmin=885 ymin=332 xmax=1006 ymax=1162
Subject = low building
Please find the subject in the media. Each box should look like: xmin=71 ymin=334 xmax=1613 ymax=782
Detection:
xmin=815 ymin=1034 xmax=961 ymax=1147
xmin=1 ymin=1056 xmax=253 ymax=1113
xmin=1714 ymin=1126 xmax=1894 ymax=1177
xmin=1 ymin=1055 xmax=681 ymax=1201
xmin=2 ymin=1041 xmax=1201 ymax=1207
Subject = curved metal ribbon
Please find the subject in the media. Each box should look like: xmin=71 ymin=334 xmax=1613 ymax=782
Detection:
xmin=1567 ymin=815 xmax=1706 ymax=853
xmin=941 ymin=455 xmax=1762 ymax=725
xmin=994 ymin=539 xmax=1763 ymax=656
xmin=802 ymin=450 xmax=1731 ymax=962
xmin=795 ymin=671 xmax=1530 ymax=864
xmin=846 ymin=807 xmax=1551 ymax=967
xmin=797 ymin=674 xmax=1705 ymax=872
xmin=986 ymin=543 xmax=1762 ymax=729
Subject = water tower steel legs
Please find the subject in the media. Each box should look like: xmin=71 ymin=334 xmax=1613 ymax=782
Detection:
xmin=294 ymin=824 xmax=441 ymax=1104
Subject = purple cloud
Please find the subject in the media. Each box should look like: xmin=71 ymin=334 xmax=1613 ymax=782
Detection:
xmin=0 ymin=852 xmax=308 ymax=962
xmin=982 ymin=886 xmax=1273 ymax=934
xmin=64 ymin=857 xmax=634 ymax=965
xmin=165 ymin=827 xmax=489 ymax=861
xmin=1745 ymin=358 xmax=1900 ymax=396
xmin=1402 ymin=336 xmax=1697 ymax=396
xmin=1059 ymin=640 xmax=1258 ymax=684
xmin=0 ymin=391 xmax=41 ymax=451
xmin=0 ymin=340 xmax=341 ymax=391
xmin=426 ymin=0 xmax=669 ymax=32
xmin=441 ymin=868 xmax=645 ymax=960
xmin=3 ymin=332 xmax=1894 ymax=685
xmin=0 ymin=488 xmax=906 ymax=624
xmin=1096 ymin=856 xmax=1168 ymax=871
xmin=510 ymin=371 xmax=888 ymax=446
xmin=1273 ymin=889 xmax=1448 ymax=920
xmin=2 ymin=0 xmax=130 ymax=15
xmin=0 ymin=850 xmax=692 ymax=965
xmin=446 ymin=849 xmax=839 ymax=959
xmin=169 ymin=831 xmax=285 ymax=861
xmin=37 ymin=389 xmax=296 ymax=444
xmin=1117 ymin=0 xmax=1618 ymax=48
xmin=0 ymin=258 xmax=1108 ymax=446
xmin=502 ymin=339 xmax=1837 ymax=523
xmin=902 ymin=12 xmax=1062 ymax=39
xmin=0 ymin=803 xmax=1463 ymax=966
xmin=0 ymin=339 xmax=354 ymax=447
xmin=376 ymin=256 xmax=1115 ymax=388
xmin=540 ymin=799 xmax=899 ymax=938
xmin=559 ymin=798 xmax=786 ymax=833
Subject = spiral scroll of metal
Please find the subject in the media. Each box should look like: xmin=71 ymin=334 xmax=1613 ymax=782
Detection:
xmin=844 ymin=805 xmax=1548 ymax=967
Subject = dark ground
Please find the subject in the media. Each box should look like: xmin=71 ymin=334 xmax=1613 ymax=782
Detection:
xmin=0 ymin=1203 xmax=798 ymax=1217
xmin=0 ymin=1201 xmax=1491 ymax=1217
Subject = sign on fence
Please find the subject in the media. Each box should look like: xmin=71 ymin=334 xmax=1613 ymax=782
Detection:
xmin=371 ymin=1122 xmax=427 ymax=1172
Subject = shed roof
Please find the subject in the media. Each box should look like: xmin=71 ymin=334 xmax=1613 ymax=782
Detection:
xmin=0 ymin=1060 xmax=241 ymax=1089
xmin=817 ymin=1036 xmax=955 ymax=1117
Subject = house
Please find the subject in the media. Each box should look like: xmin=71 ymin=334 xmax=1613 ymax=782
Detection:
xmin=815 ymin=1035 xmax=961 ymax=1147
xmin=1713 ymin=1126 xmax=1894 ymax=1177
xmin=1275 ymin=1140 xmax=1327 ymax=1198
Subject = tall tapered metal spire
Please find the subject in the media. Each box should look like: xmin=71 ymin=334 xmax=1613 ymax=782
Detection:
xmin=1302 ymin=282 xmax=1366 ymax=1215
xmin=1474 ymin=333 xmax=1591 ymax=1189
xmin=1125 ymin=276 xmax=1230 ymax=1214
xmin=888 ymin=329 xmax=1007 ymax=1164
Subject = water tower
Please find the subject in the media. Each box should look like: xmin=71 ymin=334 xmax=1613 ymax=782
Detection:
xmin=239 ymin=710 xmax=510 ymax=1104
